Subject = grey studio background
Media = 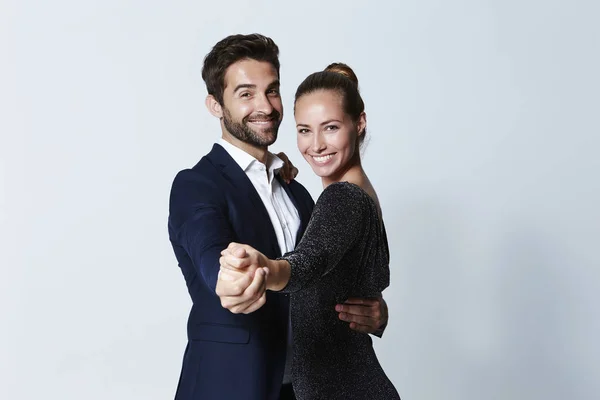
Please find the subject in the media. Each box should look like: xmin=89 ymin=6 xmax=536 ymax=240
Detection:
xmin=1 ymin=0 xmax=599 ymax=399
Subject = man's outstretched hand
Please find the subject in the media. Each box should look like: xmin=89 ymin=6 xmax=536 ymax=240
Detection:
xmin=216 ymin=244 xmax=269 ymax=314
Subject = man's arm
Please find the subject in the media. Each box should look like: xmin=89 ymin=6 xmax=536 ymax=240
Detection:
xmin=169 ymin=171 xmax=265 ymax=312
xmin=173 ymin=204 xmax=234 ymax=292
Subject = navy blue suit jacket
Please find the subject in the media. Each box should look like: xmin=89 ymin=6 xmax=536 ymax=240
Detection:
xmin=168 ymin=143 xmax=315 ymax=400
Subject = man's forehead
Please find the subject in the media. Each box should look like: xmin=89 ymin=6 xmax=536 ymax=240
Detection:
xmin=223 ymin=60 xmax=279 ymax=89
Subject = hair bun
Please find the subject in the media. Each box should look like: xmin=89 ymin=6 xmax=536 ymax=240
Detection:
xmin=324 ymin=62 xmax=359 ymax=86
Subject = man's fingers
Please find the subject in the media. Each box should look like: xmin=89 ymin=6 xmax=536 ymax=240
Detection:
xmin=219 ymin=255 xmax=241 ymax=271
xmin=227 ymin=242 xmax=242 ymax=251
xmin=219 ymin=267 xmax=247 ymax=281
xmin=227 ymin=269 xmax=267 ymax=314
xmin=216 ymin=271 xmax=252 ymax=297
xmin=220 ymin=254 xmax=254 ymax=270
xmin=232 ymin=246 xmax=247 ymax=258
xmin=219 ymin=295 xmax=244 ymax=310
xmin=338 ymin=312 xmax=377 ymax=327
xmin=240 ymin=292 xmax=267 ymax=314
xmin=340 ymin=297 xmax=379 ymax=306
xmin=241 ymin=270 xmax=268 ymax=314
xmin=224 ymin=243 xmax=247 ymax=258
xmin=276 ymin=151 xmax=296 ymax=183
xmin=221 ymin=255 xmax=241 ymax=269
xmin=335 ymin=304 xmax=380 ymax=318
xmin=218 ymin=269 xmax=237 ymax=282
xmin=336 ymin=304 xmax=368 ymax=316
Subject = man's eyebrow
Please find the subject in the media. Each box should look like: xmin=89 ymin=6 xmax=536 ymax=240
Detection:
xmin=233 ymin=84 xmax=256 ymax=92
xmin=233 ymin=80 xmax=280 ymax=92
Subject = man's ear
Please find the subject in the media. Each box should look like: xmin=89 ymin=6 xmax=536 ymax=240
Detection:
xmin=205 ymin=95 xmax=223 ymax=118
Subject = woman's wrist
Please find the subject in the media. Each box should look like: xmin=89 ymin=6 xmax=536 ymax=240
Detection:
xmin=266 ymin=259 xmax=291 ymax=291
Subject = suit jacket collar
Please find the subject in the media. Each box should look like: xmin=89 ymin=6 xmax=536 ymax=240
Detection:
xmin=205 ymin=143 xmax=281 ymax=256
xmin=204 ymin=143 xmax=312 ymax=253
xmin=217 ymin=139 xmax=256 ymax=172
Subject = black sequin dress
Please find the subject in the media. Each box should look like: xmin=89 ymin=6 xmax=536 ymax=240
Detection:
xmin=280 ymin=182 xmax=400 ymax=399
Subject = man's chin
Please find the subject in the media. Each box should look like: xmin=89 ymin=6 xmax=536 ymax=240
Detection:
xmin=253 ymin=130 xmax=278 ymax=146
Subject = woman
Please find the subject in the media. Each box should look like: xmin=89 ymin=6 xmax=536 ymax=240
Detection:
xmin=220 ymin=63 xmax=400 ymax=400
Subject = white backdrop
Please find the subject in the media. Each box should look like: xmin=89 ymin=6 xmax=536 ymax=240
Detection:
xmin=2 ymin=0 xmax=599 ymax=399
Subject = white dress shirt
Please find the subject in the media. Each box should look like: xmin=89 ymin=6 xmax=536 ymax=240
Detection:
xmin=218 ymin=139 xmax=299 ymax=384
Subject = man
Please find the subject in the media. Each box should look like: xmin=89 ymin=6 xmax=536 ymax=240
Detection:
xmin=168 ymin=33 xmax=388 ymax=400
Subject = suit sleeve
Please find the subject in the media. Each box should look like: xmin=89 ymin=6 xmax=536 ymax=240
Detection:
xmin=168 ymin=170 xmax=235 ymax=293
xmin=279 ymin=183 xmax=367 ymax=293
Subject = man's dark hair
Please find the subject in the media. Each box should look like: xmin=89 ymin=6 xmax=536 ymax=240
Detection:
xmin=202 ymin=33 xmax=280 ymax=105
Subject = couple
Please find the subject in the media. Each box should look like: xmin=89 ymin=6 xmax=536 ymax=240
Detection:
xmin=168 ymin=33 xmax=400 ymax=400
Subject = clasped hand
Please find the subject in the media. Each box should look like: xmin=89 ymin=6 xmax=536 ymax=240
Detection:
xmin=216 ymin=243 xmax=270 ymax=314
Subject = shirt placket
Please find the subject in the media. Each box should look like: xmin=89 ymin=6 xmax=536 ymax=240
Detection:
xmin=269 ymin=175 xmax=291 ymax=251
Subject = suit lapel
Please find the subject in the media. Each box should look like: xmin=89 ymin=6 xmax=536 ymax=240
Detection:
xmin=207 ymin=144 xmax=281 ymax=256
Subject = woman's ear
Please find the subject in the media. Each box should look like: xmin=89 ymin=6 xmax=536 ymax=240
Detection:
xmin=357 ymin=112 xmax=367 ymax=137
xmin=205 ymin=95 xmax=223 ymax=118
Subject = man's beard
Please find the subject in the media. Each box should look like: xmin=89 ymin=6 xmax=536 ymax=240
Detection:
xmin=222 ymin=107 xmax=281 ymax=147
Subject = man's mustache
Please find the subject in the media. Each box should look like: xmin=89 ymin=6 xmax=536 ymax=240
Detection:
xmin=244 ymin=111 xmax=281 ymax=122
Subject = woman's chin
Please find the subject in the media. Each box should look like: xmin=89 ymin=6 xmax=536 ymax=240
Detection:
xmin=309 ymin=168 xmax=336 ymax=181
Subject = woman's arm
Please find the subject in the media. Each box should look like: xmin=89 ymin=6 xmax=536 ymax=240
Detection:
xmin=277 ymin=182 xmax=367 ymax=293
xmin=219 ymin=183 xmax=368 ymax=294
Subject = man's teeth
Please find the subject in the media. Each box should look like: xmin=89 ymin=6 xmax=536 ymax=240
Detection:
xmin=313 ymin=154 xmax=333 ymax=162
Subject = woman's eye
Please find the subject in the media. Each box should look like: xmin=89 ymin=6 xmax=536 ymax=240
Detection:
xmin=325 ymin=125 xmax=339 ymax=131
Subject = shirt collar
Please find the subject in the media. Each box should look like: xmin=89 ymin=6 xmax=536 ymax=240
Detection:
xmin=218 ymin=138 xmax=284 ymax=174
xmin=267 ymin=152 xmax=284 ymax=174
xmin=218 ymin=138 xmax=257 ymax=171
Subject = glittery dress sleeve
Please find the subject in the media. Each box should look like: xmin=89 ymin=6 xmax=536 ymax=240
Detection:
xmin=279 ymin=182 xmax=368 ymax=293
